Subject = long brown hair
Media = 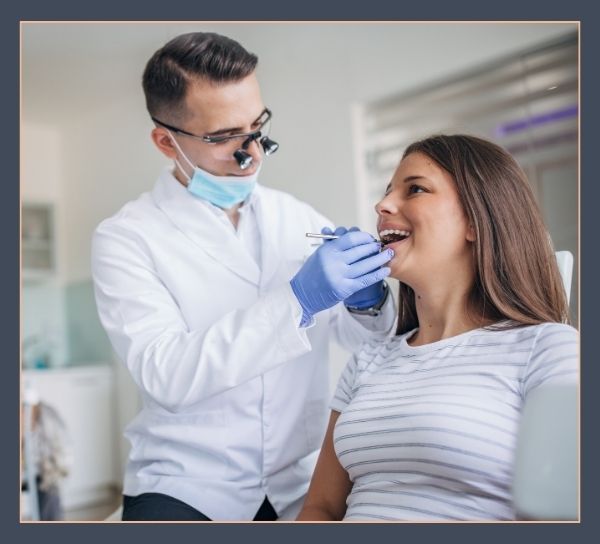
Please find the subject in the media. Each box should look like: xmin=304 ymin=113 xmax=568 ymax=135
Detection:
xmin=395 ymin=134 xmax=570 ymax=335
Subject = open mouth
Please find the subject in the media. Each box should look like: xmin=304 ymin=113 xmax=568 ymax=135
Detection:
xmin=379 ymin=229 xmax=411 ymax=245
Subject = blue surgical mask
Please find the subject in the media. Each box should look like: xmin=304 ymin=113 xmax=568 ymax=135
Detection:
xmin=169 ymin=133 xmax=260 ymax=209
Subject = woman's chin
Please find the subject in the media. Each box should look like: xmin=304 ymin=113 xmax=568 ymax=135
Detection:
xmin=391 ymin=270 xmax=417 ymax=289
xmin=389 ymin=264 xmax=410 ymax=283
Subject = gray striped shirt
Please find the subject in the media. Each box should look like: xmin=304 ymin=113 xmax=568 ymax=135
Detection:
xmin=330 ymin=322 xmax=579 ymax=521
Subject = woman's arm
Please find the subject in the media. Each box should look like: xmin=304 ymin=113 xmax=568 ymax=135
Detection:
xmin=297 ymin=410 xmax=353 ymax=521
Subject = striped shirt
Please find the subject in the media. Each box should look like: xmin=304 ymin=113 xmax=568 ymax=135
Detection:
xmin=330 ymin=322 xmax=579 ymax=521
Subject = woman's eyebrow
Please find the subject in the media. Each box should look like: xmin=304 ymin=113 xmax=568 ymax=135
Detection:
xmin=402 ymin=175 xmax=426 ymax=184
xmin=386 ymin=175 xmax=426 ymax=192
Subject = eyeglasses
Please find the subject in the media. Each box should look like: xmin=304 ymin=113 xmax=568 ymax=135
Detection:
xmin=151 ymin=108 xmax=279 ymax=169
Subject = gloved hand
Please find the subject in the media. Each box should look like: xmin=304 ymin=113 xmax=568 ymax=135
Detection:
xmin=290 ymin=226 xmax=394 ymax=325
xmin=323 ymin=226 xmax=389 ymax=310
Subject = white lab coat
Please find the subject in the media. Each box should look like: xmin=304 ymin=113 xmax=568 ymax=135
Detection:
xmin=91 ymin=167 xmax=396 ymax=520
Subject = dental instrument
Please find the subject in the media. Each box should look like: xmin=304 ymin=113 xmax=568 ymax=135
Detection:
xmin=305 ymin=232 xmax=383 ymax=243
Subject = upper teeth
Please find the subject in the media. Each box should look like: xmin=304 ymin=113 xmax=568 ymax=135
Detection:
xmin=380 ymin=229 xmax=411 ymax=237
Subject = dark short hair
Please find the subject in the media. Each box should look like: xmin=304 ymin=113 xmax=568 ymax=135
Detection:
xmin=142 ymin=32 xmax=258 ymax=123
xmin=395 ymin=134 xmax=570 ymax=335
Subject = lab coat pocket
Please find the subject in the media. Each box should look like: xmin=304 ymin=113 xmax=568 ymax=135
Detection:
xmin=135 ymin=408 xmax=230 ymax=477
xmin=303 ymin=399 xmax=329 ymax=452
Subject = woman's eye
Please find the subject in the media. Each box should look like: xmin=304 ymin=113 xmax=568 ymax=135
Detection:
xmin=408 ymin=184 xmax=425 ymax=194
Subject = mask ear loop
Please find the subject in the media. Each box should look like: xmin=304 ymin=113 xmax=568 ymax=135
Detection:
xmin=166 ymin=131 xmax=195 ymax=182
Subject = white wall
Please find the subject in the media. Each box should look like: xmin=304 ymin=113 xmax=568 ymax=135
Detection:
xmin=22 ymin=123 xmax=66 ymax=273
xmin=22 ymin=22 xmax=577 ymax=385
xmin=59 ymin=102 xmax=166 ymax=282
xmin=22 ymin=123 xmax=68 ymax=366
xmin=22 ymin=124 xmax=62 ymax=201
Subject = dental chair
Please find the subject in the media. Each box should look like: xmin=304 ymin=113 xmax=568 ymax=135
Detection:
xmin=555 ymin=250 xmax=574 ymax=305
xmin=512 ymin=250 xmax=578 ymax=520
xmin=513 ymin=385 xmax=578 ymax=520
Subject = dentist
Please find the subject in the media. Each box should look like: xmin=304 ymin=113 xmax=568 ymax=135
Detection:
xmin=91 ymin=31 xmax=396 ymax=521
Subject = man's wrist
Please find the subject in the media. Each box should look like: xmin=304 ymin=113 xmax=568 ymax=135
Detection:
xmin=345 ymin=282 xmax=389 ymax=316
xmin=290 ymin=278 xmax=314 ymax=327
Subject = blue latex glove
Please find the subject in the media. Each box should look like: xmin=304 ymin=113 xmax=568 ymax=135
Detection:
xmin=290 ymin=226 xmax=393 ymax=325
xmin=323 ymin=226 xmax=388 ymax=310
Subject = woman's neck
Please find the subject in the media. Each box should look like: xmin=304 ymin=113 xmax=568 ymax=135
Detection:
xmin=408 ymin=277 xmax=486 ymax=347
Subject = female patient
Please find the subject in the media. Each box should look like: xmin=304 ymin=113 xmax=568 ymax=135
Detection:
xmin=297 ymin=134 xmax=578 ymax=521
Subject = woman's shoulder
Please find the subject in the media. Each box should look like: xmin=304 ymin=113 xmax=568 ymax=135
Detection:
xmin=529 ymin=322 xmax=579 ymax=349
xmin=533 ymin=322 xmax=578 ymax=336
xmin=522 ymin=322 xmax=577 ymax=340
xmin=475 ymin=322 xmax=578 ymax=351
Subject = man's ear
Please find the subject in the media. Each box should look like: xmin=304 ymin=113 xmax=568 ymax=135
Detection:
xmin=151 ymin=128 xmax=177 ymax=159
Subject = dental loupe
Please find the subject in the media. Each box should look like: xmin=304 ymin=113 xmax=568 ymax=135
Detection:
xmin=234 ymin=133 xmax=279 ymax=170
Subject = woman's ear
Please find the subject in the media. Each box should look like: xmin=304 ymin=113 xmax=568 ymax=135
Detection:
xmin=151 ymin=128 xmax=178 ymax=160
xmin=466 ymin=223 xmax=476 ymax=242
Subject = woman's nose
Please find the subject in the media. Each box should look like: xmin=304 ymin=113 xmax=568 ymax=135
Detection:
xmin=375 ymin=193 xmax=396 ymax=216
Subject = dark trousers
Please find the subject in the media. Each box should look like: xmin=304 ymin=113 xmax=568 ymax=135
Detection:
xmin=122 ymin=493 xmax=278 ymax=521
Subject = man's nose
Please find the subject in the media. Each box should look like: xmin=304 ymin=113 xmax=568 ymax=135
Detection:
xmin=242 ymin=134 xmax=263 ymax=160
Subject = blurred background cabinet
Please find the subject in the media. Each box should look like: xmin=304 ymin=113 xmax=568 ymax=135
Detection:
xmin=22 ymin=203 xmax=55 ymax=281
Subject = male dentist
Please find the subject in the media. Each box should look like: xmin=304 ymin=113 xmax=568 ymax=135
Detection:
xmin=92 ymin=31 xmax=395 ymax=521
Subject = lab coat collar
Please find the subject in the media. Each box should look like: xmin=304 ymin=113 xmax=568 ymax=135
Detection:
xmin=151 ymin=166 xmax=261 ymax=286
